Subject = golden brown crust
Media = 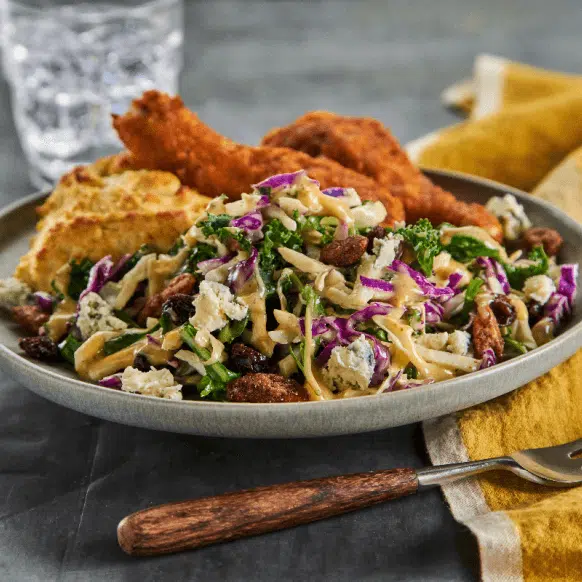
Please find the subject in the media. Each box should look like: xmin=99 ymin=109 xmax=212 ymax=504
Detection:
xmin=262 ymin=111 xmax=502 ymax=240
xmin=16 ymin=159 xmax=211 ymax=291
xmin=112 ymin=91 xmax=405 ymax=225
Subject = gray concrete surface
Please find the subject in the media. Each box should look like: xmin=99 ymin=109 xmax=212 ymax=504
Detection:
xmin=1 ymin=0 xmax=580 ymax=579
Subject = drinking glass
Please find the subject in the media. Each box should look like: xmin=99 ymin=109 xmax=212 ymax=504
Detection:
xmin=1 ymin=0 xmax=184 ymax=189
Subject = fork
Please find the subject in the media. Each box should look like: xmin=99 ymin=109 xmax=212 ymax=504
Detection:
xmin=117 ymin=438 xmax=582 ymax=556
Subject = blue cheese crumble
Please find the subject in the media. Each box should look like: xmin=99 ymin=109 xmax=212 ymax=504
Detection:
xmin=77 ymin=292 xmax=128 ymax=340
xmin=190 ymin=280 xmax=248 ymax=332
xmin=0 ymin=277 xmax=31 ymax=310
xmin=523 ymin=275 xmax=556 ymax=305
xmin=323 ymin=335 xmax=376 ymax=391
xmin=485 ymin=194 xmax=531 ymax=240
xmin=121 ymin=366 xmax=182 ymax=400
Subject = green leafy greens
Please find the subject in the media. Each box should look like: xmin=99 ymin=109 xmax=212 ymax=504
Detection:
xmin=67 ymin=258 xmax=94 ymax=300
xmin=445 ymin=235 xmax=501 ymax=263
xmin=396 ymin=219 xmax=443 ymax=276
xmin=504 ymin=247 xmax=549 ymax=289
xmin=259 ymin=219 xmax=304 ymax=295
xmin=181 ymin=323 xmax=240 ymax=400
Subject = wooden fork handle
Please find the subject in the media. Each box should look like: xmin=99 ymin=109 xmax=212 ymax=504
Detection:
xmin=118 ymin=468 xmax=418 ymax=556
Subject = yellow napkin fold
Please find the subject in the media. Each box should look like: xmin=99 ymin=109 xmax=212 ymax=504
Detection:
xmin=415 ymin=55 xmax=582 ymax=582
xmin=407 ymin=55 xmax=582 ymax=191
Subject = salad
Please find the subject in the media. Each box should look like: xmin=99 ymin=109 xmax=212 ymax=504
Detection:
xmin=1 ymin=171 xmax=577 ymax=403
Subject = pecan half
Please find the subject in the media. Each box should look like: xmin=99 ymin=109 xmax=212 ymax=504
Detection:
xmin=12 ymin=305 xmax=50 ymax=335
xmin=472 ymin=304 xmax=504 ymax=359
xmin=522 ymin=227 xmax=563 ymax=257
xmin=227 ymin=373 xmax=309 ymax=403
xmin=320 ymin=235 xmax=368 ymax=267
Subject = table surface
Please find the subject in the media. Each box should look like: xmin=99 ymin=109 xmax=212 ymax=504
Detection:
xmin=1 ymin=1 xmax=581 ymax=580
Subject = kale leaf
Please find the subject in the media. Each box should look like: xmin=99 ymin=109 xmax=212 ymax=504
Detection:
xmin=184 ymin=243 xmax=218 ymax=273
xmin=181 ymin=323 xmax=240 ymax=400
xmin=504 ymin=246 xmax=549 ymax=290
xmin=396 ymin=219 xmax=443 ymax=276
xmin=67 ymin=258 xmax=94 ymax=300
xmin=444 ymin=235 xmax=502 ymax=263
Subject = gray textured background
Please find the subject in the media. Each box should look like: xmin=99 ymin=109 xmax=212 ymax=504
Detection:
xmin=1 ymin=1 xmax=580 ymax=580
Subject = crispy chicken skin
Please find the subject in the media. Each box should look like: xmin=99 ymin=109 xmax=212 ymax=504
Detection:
xmin=262 ymin=111 xmax=502 ymax=240
xmin=112 ymin=91 xmax=405 ymax=224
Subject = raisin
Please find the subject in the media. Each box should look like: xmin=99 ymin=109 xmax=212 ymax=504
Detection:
xmin=229 ymin=343 xmax=274 ymax=374
xmin=138 ymin=273 xmax=196 ymax=324
xmin=320 ymin=235 xmax=368 ymax=267
xmin=490 ymin=296 xmax=516 ymax=326
xmin=19 ymin=336 xmax=60 ymax=361
xmin=527 ymin=300 xmax=545 ymax=325
xmin=133 ymin=352 xmax=151 ymax=372
xmin=161 ymin=294 xmax=196 ymax=326
xmin=366 ymin=226 xmax=386 ymax=253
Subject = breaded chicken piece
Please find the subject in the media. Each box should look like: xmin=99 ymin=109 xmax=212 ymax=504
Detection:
xmin=16 ymin=161 xmax=210 ymax=291
xmin=262 ymin=111 xmax=502 ymax=240
xmin=112 ymin=91 xmax=405 ymax=224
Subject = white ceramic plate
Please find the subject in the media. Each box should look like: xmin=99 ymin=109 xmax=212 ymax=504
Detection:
xmin=1 ymin=170 xmax=581 ymax=438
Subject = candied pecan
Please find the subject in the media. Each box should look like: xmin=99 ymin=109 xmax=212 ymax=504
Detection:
xmin=490 ymin=296 xmax=516 ymax=326
xmin=366 ymin=225 xmax=386 ymax=253
xmin=320 ymin=235 xmax=368 ymax=267
xmin=522 ymin=227 xmax=563 ymax=257
xmin=19 ymin=336 xmax=60 ymax=361
xmin=138 ymin=273 xmax=196 ymax=325
xmin=12 ymin=305 xmax=50 ymax=335
xmin=227 ymin=373 xmax=309 ymax=403
xmin=472 ymin=304 xmax=504 ymax=359
xmin=229 ymin=343 xmax=274 ymax=374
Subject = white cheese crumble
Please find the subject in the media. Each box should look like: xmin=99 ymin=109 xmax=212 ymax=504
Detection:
xmin=121 ymin=366 xmax=182 ymax=400
xmin=341 ymin=187 xmax=363 ymax=208
xmin=485 ymin=194 xmax=531 ymax=240
xmin=77 ymin=292 xmax=128 ymax=340
xmin=351 ymin=201 xmax=387 ymax=228
xmin=523 ymin=275 xmax=556 ymax=305
xmin=323 ymin=335 xmax=376 ymax=392
xmin=373 ymin=236 xmax=400 ymax=270
xmin=447 ymin=330 xmax=471 ymax=355
xmin=416 ymin=332 xmax=449 ymax=351
xmin=0 ymin=277 xmax=31 ymax=310
xmin=416 ymin=330 xmax=471 ymax=355
xmin=190 ymin=281 xmax=248 ymax=332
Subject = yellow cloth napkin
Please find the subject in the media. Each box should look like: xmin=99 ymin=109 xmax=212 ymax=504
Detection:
xmin=407 ymin=55 xmax=582 ymax=192
xmin=412 ymin=55 xmax=582 ymax=582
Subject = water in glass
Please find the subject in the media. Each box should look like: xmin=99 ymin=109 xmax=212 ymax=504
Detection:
xmin=1 ymin=0 xmax=184 ymax=189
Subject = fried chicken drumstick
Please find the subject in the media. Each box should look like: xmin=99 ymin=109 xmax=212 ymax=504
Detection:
xmin=262 ymin=111 xmax=502 ymax=240
xmin=113 ymin=92 xmax=405 ymax=224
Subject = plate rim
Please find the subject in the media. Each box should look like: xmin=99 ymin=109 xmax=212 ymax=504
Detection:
xmin=1 ymin=169 xmax=581 ymax=432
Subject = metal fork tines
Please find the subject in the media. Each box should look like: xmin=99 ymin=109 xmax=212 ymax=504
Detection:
xmin=417 ymin=438 xmax=582 ymax=488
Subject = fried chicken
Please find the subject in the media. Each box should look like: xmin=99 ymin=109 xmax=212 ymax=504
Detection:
xmin=262 ymin=111 xmax=502 ymax=240
xmin=112 ymin=91 xmax=405 ymax=225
